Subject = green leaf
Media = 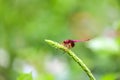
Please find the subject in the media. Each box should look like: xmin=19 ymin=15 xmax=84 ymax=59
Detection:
xmin=101 ymin=73 xmax=116 ymax=80
xmin=17 ymin=73 xmax=33 ymax=80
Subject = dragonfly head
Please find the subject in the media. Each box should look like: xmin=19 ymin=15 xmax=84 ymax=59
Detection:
xmin=62 ymin=40 xmax=75 ymax=49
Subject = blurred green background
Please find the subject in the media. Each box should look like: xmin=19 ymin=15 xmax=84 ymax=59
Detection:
xmin=0 ymin=0 xmax=120 ymax=80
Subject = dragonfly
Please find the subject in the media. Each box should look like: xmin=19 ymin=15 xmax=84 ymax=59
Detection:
xmin=62 ymin=38 xmax=90 ymax=49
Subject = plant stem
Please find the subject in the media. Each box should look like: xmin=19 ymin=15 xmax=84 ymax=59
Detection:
xmin=45 ymin=39 xmax=96 ymax=80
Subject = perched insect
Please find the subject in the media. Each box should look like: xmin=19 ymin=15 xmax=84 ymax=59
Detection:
xmin=62 ymin=38 xmax=90 ymax=49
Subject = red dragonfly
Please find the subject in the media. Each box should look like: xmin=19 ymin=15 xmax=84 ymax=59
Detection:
xmin=62 ymin=38 xmax=90 ymax=49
